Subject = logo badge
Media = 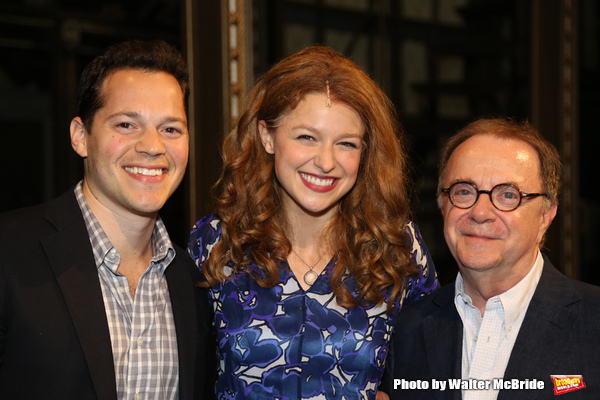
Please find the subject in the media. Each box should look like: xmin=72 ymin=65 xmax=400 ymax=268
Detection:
xmin=550 ymin=375 xmax=586 ymax=395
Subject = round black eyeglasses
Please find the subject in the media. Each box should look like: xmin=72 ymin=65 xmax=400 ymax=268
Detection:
xmin=440 ymin=181 xmax=548 ymax=211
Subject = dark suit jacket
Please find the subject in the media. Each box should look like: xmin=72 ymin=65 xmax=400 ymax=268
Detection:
xmin=383 ymin=255 xmax=600 ymax=399
xmin=0 ymin=189 xmax=214 ymax=399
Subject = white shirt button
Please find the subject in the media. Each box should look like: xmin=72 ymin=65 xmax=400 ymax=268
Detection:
xmin=118 ymin=287 xmax=125 ymax=294
xmin=137 ymin=337 xmax=143 ymax=346
xmin=135 ymin=393 xmax=141 ymax=400
xmin=108 ymin=249 xmax=117 ymax=259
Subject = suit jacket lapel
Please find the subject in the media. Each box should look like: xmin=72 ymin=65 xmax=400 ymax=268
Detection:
xmin=499 ymin=257 xmax=580 ymax=400
xmin=41 ymin=191 xmax=118 ymax=400
xmin=165 ymin=251 xmax=200 ymax=400
xmin=423 ymin=287 xmax=463 ymax=400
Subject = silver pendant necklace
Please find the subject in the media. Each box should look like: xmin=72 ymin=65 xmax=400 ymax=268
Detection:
xmin=291 ymin=247 xmax=329 ymax=286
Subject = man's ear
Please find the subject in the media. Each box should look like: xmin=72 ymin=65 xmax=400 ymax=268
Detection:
xmin=258 ymin=120 xmax=275 ymax=154
xmin=537 ymin=202 xmax=558 ymax=244
xmin=70 ymin=117 xmax=88 ymax=158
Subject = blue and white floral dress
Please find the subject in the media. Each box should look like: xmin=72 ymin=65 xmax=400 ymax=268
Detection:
xmin=187 ymin=213 xmax=438 ymax=400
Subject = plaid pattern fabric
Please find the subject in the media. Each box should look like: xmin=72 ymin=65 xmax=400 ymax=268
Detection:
xmin=75 ymin=182 xmax=179 ymax=400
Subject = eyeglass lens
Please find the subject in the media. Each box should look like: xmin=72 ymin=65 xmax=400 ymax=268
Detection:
xmin=449 ymin=183 xmax=521 ymax=210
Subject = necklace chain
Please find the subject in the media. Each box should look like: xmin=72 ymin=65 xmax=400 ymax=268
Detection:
xmin=291 ymin=248 xmax=327 ymax=269
xmin=291 ymin=246 xmax=330 ymax=286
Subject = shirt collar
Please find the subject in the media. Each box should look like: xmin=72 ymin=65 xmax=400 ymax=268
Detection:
xmin=498 ymin=250 xmax=543 ymax=325
xmin=455 ymin=274 xmax=471 ymax=306
xmin=74 ymin=181 xmax=175 ymax=271
xmin=455 ymin=250 xmax=544 ymax=327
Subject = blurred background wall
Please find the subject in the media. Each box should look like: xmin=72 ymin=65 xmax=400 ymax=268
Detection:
xmin=0 ymin=0 xmax=597 ymax=286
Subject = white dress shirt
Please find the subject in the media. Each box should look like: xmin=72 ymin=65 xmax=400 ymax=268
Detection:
xmin=455 ymin=251 xmax=544 ymax=400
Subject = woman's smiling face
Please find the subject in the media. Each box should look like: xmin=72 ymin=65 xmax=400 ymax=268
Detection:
xmin=259 ymin=92 xmax=364 ymax=220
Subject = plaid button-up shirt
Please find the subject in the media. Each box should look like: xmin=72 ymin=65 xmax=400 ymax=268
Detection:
xmin=75 ymin=182 xmax=179 ymax=400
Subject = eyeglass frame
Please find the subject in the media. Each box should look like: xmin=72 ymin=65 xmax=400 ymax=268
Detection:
xmin=440 ymin=181 xmax=548 ymax=211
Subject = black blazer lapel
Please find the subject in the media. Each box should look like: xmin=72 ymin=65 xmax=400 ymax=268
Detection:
xmin=422 ymin=287 xmax=463 ymax=400
xmin=499 ymin=258 xmax=580 ymax=400
xmin=41 ymin=192 xmax=117 ymax=400
xmin=165 ymin=250 xmax=200 ymax=400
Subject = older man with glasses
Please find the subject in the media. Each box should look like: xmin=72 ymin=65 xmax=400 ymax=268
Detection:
xmin=381 ymin=118 xmax=600 ymax=400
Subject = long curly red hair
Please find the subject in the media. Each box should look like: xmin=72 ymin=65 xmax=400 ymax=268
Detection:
xmin=203 ymin=46 xmax=417 ymax=312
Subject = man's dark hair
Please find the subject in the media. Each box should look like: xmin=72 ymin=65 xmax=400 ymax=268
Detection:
xmin=77 ymin=39 xmax=189 ymax=130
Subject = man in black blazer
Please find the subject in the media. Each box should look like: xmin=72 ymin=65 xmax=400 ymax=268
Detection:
xmin=0 ymin=40 xmax=213 ymax=399
xmin=382 ymin=118 xmax=600 ymax=400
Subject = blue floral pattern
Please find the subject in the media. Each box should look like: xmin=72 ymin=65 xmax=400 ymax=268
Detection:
xmin=188 ymin=214 xmax=438 ymax=399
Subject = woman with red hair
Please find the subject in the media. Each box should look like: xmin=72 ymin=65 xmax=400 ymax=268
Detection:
xmin=188 ymin=45 xmax=438 ymax=399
